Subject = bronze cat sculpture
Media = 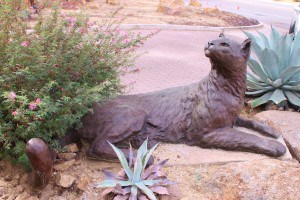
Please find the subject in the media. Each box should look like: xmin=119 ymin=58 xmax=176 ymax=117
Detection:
xmin=77 ymin=35 xmax=286 ymax=160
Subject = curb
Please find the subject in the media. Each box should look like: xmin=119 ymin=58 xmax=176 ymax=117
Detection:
xmin=119 ymin=22 xmax=264 ymax=31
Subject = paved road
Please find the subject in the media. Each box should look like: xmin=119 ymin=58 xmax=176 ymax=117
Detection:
xmin=193 ymin=0 xmax=298 ymax=29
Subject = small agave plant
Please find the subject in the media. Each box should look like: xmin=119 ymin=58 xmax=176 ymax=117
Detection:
xmin=244 ymin=27 xmax=300 ymax=109
xmin=94 ymin=140 xmax=174 ymax=200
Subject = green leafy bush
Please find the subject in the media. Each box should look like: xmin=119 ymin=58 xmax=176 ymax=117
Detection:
xmin=95 ymin=140 xmax=174 ymax=200
xmin=0 ymin=1 xmax=151 ymax=167
xmin=244 ymin=27 xmax=300 ymax=109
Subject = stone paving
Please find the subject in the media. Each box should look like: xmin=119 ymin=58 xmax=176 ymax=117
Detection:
xmin=122 ymin=25 xmax=287 ymax=94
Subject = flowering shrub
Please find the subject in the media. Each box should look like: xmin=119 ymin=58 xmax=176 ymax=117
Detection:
xmin=0 ymin=1 xmax=152 ymax=168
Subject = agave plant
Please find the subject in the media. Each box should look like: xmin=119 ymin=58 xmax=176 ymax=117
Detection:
xmin=94 ymin=140 xmax=174 ymax=200
xmin=244 ymin=27 xmax=300 ymax=109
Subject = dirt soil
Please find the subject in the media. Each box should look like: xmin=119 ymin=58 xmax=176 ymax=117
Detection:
xmin=72 ymin=0 xmax=259 ymax=27
xmin=0 ymin=147 xmax=208 ymax=200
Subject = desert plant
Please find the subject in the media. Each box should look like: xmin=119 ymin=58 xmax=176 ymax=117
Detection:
xmin=244 ymin=27 xmax=300 ymax=109
xmin=94 ymin=140 xmax=174 ymax=200
xmin=0 ymin=0 xmax=152 ymax=168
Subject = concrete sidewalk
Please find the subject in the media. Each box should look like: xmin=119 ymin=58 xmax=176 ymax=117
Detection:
xmin=122 ymin=25 xmax=287 ymax=94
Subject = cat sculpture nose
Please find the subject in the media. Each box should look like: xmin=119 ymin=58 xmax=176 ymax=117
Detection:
xmin=205 ymin=42 xmax=214 ymax=50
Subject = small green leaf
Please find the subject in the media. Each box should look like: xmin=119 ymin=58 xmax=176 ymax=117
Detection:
xmin=250 ymin=91 xmax=273 ymax=108
xmin=284 ymin=90 xmax=300 ymax=107
xmin=269 ymin=89 xmax=287 ymax=104
xmin=135 ymin=182 xmax=157 ymax=200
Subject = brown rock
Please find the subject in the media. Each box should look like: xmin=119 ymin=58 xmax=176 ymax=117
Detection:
xmin=15 ymin=186 xmax=24 ymax=194
xmin=65 ymin=143 xmax=79 ymax=153
xmin=158 ymin=0 xmax=185 ymax=15
xmin=40 ymin=184 xmax=56 ymax=200
xmin=194 ymin=159 xmax=300 ymax=199
xmin=15 ymin=192 xmax=30 ymax=200
xmin=56 ymin=174 xmax=76 ymax=188
xmin=106 ymin=0 xmax=116 ymax=5
xmin=54 ymin=159 xmax=76 ymax=171
xmin=76 ymin=175 xmax=91 ymax=191
xmin=255 ymin=111 xmax=300 ymax=162
xmin=57 ymin=153 xmax=77 ymax=161
xmin=49 ymin=196 xmax=67 ymax=200
xmin=189 ymin=0 xmax=201 ymax=7
xmin=283 ymin=130 xmax=300 ymax=161
xmin=4 ymin=175 xmax=12 ymax=182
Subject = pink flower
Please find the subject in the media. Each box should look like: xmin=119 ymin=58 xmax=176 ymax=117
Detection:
xmin=29 ymin=102 xmax=37 ymax=110
xmin=70 ymin=17 xmax=77 ymax=24
xmin=12 ymin=111 xmax=18 ymax=116
xmin=21 ymin=41 xmax=29 ymax=47
xmin=35 ymin=98 xmax=42 ymax=104
xmin=8 ymin=91 xmax=16 ymax=100
xmin=61 ymin=12 xmax=67 ymax=18
xmin=87 ymin=21 xmax=95 ymax=27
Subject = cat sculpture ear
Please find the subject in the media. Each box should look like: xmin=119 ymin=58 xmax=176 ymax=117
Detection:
xmin=219 ymin=32 xmax=225 ymax=38
xmin=241 ymin=38 xmax=252 ymax=58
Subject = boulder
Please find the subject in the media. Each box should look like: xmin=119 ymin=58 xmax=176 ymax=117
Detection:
xmin=158 ymin=0 xmax=185 ymax=15
xmin=194 ymin=159 xmax=300 ymax=199
xmin=65 ymin=143 xmax=79 ymax=153
xmin=57 ymin=153 xmax=77 ymax=161
xmin=106 ymin=0 xmax=116 ymax=5
xmin=55 ymin=174 xmax=76 ymax=188
xmin=255 ymin=110 xmax=300 ymax=162
xmin=54 ymin=159 xmax=76 ymax=171
xmin=189 ymin=0 xmax=201 ymax=7
xmin=76 ymin=175 xmax=91 ymax=191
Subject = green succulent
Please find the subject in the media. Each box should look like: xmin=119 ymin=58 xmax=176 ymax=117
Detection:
xmin=94 ymin=140 xmax=174 ymax=200
xmin=244 ymin=27 xmax=300 ymax=109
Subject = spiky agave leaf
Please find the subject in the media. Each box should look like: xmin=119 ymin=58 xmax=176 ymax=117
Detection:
xmin=142 ymin=143 xmax=159 ymax=172
xmin=102 ymin=170 xmax=127 ymax=181
xmin=108 ymin=142 xmax=133 ymax=181
xmin=142 ymin=159 xmax=169 ymax=180
xmin=135 ymin=182 xmax=157 ymax=200
xmin=244 ymin=27 xmax=300 ymax=109
xmin=149 ymin=186 xmax=170 ymax=195
xmin=98 ymin=139 xmax=174 ymax=200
